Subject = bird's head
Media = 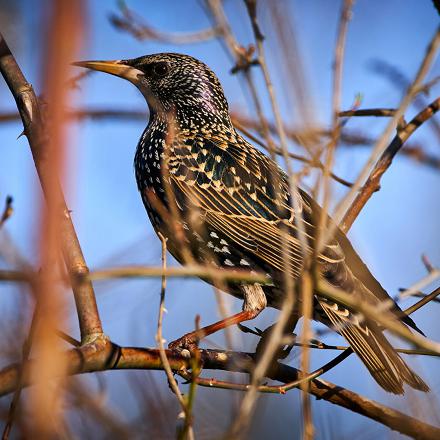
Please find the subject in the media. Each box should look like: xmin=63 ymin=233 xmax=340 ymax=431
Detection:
xmin=74 ymin=53 xmax=232 ymax=129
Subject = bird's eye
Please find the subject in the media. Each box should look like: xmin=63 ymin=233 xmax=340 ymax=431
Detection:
xmin=151 ymin=62 xmax=169 ymax=77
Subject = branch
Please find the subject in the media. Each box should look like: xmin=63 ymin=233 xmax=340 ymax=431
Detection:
xmin=155 ymin=233 xmax=195 ymax=440
xmin=334 ymin=25 xmax=440 ymax=233
xmin=0 ymin=33 xmax=102 ymax=341
xmin=2 ymin=108 xmax=438 ymax=171
xmin=341 ymin=97 xmax=440 ymax=231
xmin=0 ymin=342 xmax=438 ymax=439
xmin=110 ymin=3 xmax=219 ymax=44
xmin=339 ymin=108 xmax=397 ymax=117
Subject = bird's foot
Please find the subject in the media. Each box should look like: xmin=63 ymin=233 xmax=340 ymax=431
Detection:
xmin=237 ymin=323 xmax=263 ymax=336
xmin=255 ymin=324 xmax=296 ymax=361
xmin=168 ymin=333 xmax=199 ymax=357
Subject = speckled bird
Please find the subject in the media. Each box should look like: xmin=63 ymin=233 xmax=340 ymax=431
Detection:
xmin=75 ymin=53 xmax=428 ymax=394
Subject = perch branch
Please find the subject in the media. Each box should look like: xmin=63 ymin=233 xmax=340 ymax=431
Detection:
xmin=0 ymin=344 xmax=438 ymax=439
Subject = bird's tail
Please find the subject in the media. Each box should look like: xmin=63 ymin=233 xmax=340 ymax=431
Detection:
xmin=318 ymin=298 xmax=429 ymax=394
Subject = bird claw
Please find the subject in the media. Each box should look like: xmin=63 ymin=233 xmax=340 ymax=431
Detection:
xmin=255 ymin=324 xmax=296 ymax=361
xmin=168 ymin=334 xmax=199 ymax=355
xmin=237 ymin=323 xmax=263 ymax=336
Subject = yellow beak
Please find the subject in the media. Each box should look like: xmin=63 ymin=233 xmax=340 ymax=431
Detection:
xmin=72 ymin=60 xmax=143 ymax=83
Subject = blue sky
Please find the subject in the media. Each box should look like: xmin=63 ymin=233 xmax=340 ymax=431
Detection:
xmin=1 ymin=0 xmax=439 ymax=437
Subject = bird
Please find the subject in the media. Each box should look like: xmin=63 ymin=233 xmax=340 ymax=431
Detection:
xmin=74 ymin=53 xmax=428 ymax=394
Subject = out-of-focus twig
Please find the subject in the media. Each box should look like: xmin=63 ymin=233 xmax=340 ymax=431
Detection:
xmin=318 ymin=280 xmax=440 ymax=354
xmin=155 ymin=233 xmax=195 ymax=440
xmin=233 ymin=118 xmax=353 ymax=187
xmin=371 ymin=59 xmax=440 ymax=142
xmin=0 ymin=265 xmax=270 ymax=286
xmin=110 ymin=2 xmax=219 ymax=44
xmin=66 ymin=70 xmax=93 ymax=90
xmin=335 ymin=26 xmax=440 ymax=234
xmin=318 ymin=0 xmax=353 ymax=234
xmin=2 ymin=305 xmax=40 ymax=440
xmin=341 ymin=97 xmax=440 ymax=231
xmin=422 ymin=254 xmax=435 ymax=273
xmin=310 ymin=4 xmax=353 ymax=436
xmin=225 ymin=1 xmax=307 ymax=435
xmin=181 ymin=348 xmax=352 ymax=395
xmin=2 ymin=107 xmax=439 ymax=170
xmin=88 ymin=264 xmax=269 ymax=284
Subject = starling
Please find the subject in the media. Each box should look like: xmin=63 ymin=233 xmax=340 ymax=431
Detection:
xmin=75 ymin=53 xmax=428 ymax=394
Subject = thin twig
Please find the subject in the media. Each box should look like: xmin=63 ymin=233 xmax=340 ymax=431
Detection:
xmin=310 ymin=4 xmax=353 ymax=436
xmin=339 ymin=108 xmax=397 ymax=117
xmin=404 ymin=286 xmax=440 ymax=316
xmin=2 ymin=107 xmax=438 ymax=170
xmin=422 ymin=254 xmax=435 ymax=273
xmin=336 ymin=26 xmax=440 ymax=233
xmin=88 ymin=265 xmax=269 ymax=284
xmin=54 ymin=330 xmax=81 ymax=347
xmin=226 ymin=3 xmax=308 ymax=437
xmin=110 ymin=2 xmax=219 ymax=44
xmin=318 ymin=280 xmax=440 ymax=354
xmin=233 ymin=118 xmax=353 ymax=187
xmin=399 ymin=269 xmax=440 ymax=298
xmin=296 ymin=340 xmax=440 ymax=356
xmin=155 ymin=233 xmax=194 ymax=440
xmin=341 ymin=97 xmax=440 ymax=231
xmin=2 ymin=304 xmax=40 ymax=440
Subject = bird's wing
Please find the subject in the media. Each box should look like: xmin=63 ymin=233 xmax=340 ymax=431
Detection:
xmin=301 ymin=190 xmax=424 ymax=335
xmin=168 ymin=133 xmax=294 ymax=219
xmin=168 ymin=134 xmax=345 ymax=276
xmin=317 ymin=296 xmax=428 ymax=393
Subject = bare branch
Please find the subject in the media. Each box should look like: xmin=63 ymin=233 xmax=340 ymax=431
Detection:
xmin=339 ymin=108 xmax=397 ymax=117
xmin=0 ymin=344 xmax=439 ymax=439
xmin=110 ymin=3 xmax=219 ymax=44
xmin=335 ymin=26 xmax=440 ymax=233
xmin=0 ymin=33 xmax=103 ymax=341
xmin=341 ymin=97 xmax=440 ymax=231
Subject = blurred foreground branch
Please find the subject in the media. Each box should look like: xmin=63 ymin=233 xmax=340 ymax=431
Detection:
xmin=1 ymin=108 xmax=439 ymax=171
xmin=110 ymin=2 xmax=219 ymax=44
xmin=341 ymin=97 xmax=440 ymax=231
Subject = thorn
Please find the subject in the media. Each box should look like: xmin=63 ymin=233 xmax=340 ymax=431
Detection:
xmin=17 ymin=130 xmax=25 ymax=140
xmin=0 ymin=195 xmax=14 ymax=228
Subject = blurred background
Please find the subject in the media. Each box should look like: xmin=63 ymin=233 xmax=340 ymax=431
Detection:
xmin=0 ymin=0 xmax=439 ymax=438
